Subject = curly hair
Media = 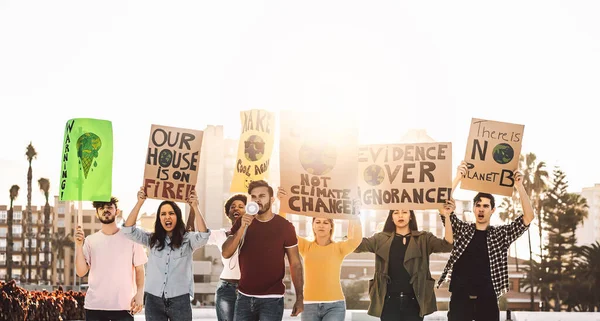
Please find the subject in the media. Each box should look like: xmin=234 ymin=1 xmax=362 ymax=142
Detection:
xmin=224 ymin=194 xmax=247 ymax=224
xmin=92 ymin=197 xmax=118 ymax=209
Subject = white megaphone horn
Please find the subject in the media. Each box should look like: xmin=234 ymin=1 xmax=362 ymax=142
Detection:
xmin=245 ymin=201 xmax=259 ymax=215
xmin=238 ymin=201 xmax=259 ymax=251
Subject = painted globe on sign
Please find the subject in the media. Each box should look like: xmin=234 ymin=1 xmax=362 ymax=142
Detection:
xmin=299 ymin=143 xmax=337 ymax=176
xmin=244 ymin=135 xmax=266 ymax=162
xmin=364 ymin=165 xmax=385 ymax=186
xmin=158 ymin=150 xmax=173 ymax=167
xmin=492 ymin=143 xmax=515 ymax=164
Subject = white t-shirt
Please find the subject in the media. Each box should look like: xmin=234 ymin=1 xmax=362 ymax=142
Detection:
xmin=207 ymin=229 xmax=240 ymax=280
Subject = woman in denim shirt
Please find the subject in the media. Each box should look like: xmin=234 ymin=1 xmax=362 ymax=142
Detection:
xmin=123 ymin=188 xmax=210 ymax=321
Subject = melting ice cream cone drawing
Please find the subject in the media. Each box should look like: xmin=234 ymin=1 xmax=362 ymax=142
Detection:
xmin=76 ymin=132 xmax=102 ymax=178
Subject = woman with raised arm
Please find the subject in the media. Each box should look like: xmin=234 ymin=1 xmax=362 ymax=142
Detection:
xmin=278 ymin=187 xmax=363 ymax=321
xmin=122 ymin=187 xmax=210 ymax=321
xmin=354 ymin=202 xmax=455 ymax=321
xmin=187 ymin=194 xmax=247 ymax=321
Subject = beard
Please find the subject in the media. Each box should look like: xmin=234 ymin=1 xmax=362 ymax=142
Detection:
xmin=257 ymin=202 xmax=271 ymax=215
xmin=98 ymin=212 xmax=116 ymax=224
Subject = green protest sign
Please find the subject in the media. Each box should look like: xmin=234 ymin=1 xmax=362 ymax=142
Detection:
xmin=59 ymin=118 xmax=113 ymax=201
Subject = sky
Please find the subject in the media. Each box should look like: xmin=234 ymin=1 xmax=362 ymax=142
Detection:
xmin=1 ymin=0 xmax=600 ymax=227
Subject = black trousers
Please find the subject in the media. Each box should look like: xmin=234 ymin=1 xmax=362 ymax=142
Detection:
xmin=447 ymin=292 xmax=499 ymax=321
xmin=380 ymin=293 xmax=423 ymax=321
xmin=85 ymin=309 xmax=133 ymax=321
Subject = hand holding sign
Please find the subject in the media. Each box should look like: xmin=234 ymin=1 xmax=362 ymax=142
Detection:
xmin=74 ymin=226 xmax=85 ymax=247
xmin=352 ymin=198 xmax=362 ymax=216
xmin=136 ymin=187 xmax=147 ymax=205
xmin=514 ymin=170 xmax=524 ymax=187
xmin=457 ymin=161 xmax=468 ymax=178
xmin=440 ymin=198 xmax=456 ymax=218
xmin=277 ymin=187 xmax=288 ymax=200
xmin=451 ymin=161 xmax=469 ymax=195
xmin=186 ymin=189 xmax=199 ymax=208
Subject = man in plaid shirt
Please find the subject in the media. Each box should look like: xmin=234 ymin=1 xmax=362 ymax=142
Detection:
xmin=438 ymin=161 xmax=534 ymax=321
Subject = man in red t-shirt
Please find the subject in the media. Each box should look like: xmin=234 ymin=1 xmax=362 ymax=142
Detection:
xmin=223 ymin=180 xmax=304 ymax=321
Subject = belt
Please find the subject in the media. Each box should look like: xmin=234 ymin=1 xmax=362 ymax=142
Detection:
xmin=386 ymin=292 xmax=415 ymax=299
xmin=221 ymin=278 xmax=239 ymax=284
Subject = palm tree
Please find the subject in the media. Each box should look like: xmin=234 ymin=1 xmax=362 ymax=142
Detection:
xmin=576 ymin=242 xmax=600 ymax=311
xmin=25 ymin=142 xmax=37 ymax=283
xmin=520 ymin=153 xmax=549 ymax=260
xmin=498 ymin=196 xmax=520 ymax=271
xmin=51 ymin=232 xmax=74 ymax=285
xmin=38 ymin=178 xmax=51 ymax=283
xmin=520 ymin=153 xmax=548 ymax=310
xmin=564 ymin=193 xmax=588 ymax=262
xmin=7 ymin=185 xmax=20 ymax=281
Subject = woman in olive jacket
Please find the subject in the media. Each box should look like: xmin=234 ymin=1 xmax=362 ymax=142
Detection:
xmin=354 ymin=201 xmax=454 ymax=320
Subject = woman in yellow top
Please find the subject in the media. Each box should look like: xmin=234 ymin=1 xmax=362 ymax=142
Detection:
xmin=278 ymin=188 xmax=363 ymax=321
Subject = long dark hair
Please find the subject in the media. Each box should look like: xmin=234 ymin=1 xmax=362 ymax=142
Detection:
xmin=150 ymin=200 xmax=186 ymax=251
xmin=383 ymin=209 xmax=418 ymax=233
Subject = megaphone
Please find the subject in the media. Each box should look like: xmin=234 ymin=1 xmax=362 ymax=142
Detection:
xmin=245 ymin=201 xmax=259 ymax=215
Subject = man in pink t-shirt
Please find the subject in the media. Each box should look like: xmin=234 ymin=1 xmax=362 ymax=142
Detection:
xmin=75 ymin=197 xmax=148 ymax=321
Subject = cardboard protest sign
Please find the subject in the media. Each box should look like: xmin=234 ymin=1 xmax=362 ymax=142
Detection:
xmin=143 ymin=124 xmax=203 ymax=202
xmin=230 ymin=109 xmax=275 ymax=193
xmin=59 ymin=118 xmax=113 ymax=201
xmin=462 ymin=118 xmax=524 ymax=196
xmin=358 ymin=143 xmax=453 ymax=210
xmin=279 ymin=111 xmax=358 ymax=219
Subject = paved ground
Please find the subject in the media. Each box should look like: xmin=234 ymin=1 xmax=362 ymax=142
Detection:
xmin=132 ymin=309 xmax=600 ymax=320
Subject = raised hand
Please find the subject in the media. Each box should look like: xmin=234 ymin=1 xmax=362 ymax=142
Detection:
xmin=456 ymin=161 xmax=468 ymax=179
xmin=187 ymin=189 xmax=199 ymax=207
xmin=137 ymin=187 xmax=147 ymax=203
xmin=352 ymin=198 xmax=362 ymax=216
xmin=277 ymin=187 xmax=287 ymax=200
xmin=514 ymin=170 xmax=524 ymax=187
xmin=440 ymin=198 xmax=456 ymax=217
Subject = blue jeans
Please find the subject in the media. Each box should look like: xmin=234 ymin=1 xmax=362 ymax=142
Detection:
xmin=301 ymin=301 xmax=346 ymax=321
xmin=234 ymin=293 xmax=284 ymax=321
xmin=216 ymin=280 xmax=238 ymax=321
xmin=144 ymin=293 xmax=192 ymax=321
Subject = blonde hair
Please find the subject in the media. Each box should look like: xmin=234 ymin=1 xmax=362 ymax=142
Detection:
xmin=312 ymin=217 xmax=335 ymax=242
